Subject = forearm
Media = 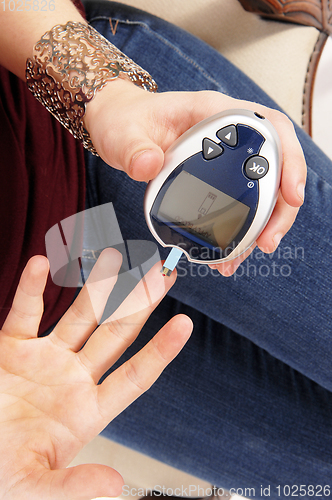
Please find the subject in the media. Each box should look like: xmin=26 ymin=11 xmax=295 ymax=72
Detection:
xmin=0 ymin=0 xmax=85 ymax=79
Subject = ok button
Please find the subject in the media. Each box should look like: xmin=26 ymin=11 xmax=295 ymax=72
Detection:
xmin=244 ymin=155 xmax=269 ymax=180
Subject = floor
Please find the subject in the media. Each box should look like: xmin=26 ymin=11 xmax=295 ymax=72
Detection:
xmin=71 ymin=25 xmax=332 ymax=500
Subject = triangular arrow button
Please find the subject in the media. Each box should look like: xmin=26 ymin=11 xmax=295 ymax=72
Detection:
xmin=202 ymin=138 xmax=223 ymax=160
xmin=216 ymin=125 xmax=238 ymax=147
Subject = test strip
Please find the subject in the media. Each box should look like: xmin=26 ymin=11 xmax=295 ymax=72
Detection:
xmin=161 ymin=247 xmax=183 ymax=276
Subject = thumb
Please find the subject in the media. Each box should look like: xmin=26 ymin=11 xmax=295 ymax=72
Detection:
xmin=84 ymin=79 xmax=166 ymax=182
xmin=129 ymin=146 xmax=164 ymax=182
xmin=99 ymin=125 xmax=164 ymax=182
xmin=25 ymin=464 xmax=124 ymax=500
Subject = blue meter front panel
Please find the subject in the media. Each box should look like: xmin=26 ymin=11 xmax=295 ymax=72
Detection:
xmin=150 ymin=124 xmax=264 ymax=261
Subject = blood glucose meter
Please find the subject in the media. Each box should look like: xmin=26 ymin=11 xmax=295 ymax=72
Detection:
xmin=144 ymin=109 xmax=282 ymax=275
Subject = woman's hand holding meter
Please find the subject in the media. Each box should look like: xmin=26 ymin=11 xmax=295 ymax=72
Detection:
xmin=84 ymin=79 xmax=306 ymax=275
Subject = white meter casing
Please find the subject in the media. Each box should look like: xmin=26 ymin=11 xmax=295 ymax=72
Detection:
xmin=144 ymin=109 xmax=282 ymax=264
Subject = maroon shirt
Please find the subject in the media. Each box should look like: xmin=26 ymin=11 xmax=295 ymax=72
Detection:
xmin=0 ymin=66 xmax=86 ymax=333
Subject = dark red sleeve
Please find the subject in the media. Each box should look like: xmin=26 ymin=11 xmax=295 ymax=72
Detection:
xmin=0 ymin=64 xmax=86 ymax=333
xmin=72 ymin=0 xmax=86 ymax=18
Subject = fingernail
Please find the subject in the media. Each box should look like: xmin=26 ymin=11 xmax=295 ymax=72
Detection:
xmin=130 ymin=150 xmax=149 ymax=170
xmin=273 ymin=232 xmax=283 ymax=250
xmin=297 ymin=183 xmax=305 ymax=203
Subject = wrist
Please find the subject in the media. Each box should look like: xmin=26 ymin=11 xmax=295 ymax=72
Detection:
xmin=83 ymin=78 xmax=142 ymax=137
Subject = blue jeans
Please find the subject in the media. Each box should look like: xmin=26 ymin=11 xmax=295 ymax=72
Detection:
xmin=83 ymin=1 xmax=332 ymax=497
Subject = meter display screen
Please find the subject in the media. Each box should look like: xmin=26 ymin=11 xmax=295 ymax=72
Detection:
xmin=157 ymin=171 xmax=250 ymax=250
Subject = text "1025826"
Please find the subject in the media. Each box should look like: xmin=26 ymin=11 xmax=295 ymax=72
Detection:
xmin=1 ymin=0 xmax=55 ymax=11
